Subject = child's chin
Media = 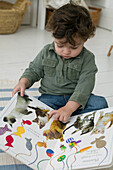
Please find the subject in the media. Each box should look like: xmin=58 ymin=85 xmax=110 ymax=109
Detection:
xmin=62 ymin=56 xmax=71 ymax=59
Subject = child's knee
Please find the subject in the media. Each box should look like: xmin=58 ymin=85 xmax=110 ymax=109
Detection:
xmin=99 ymin=96 xmax=108 ymax=109
xmin=87 ymin=94 xmax=108 ymax=111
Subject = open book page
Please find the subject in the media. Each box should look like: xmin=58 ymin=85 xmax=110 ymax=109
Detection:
xmin=0 ymin=93 xmax=56 ymax=170
xmin=0 ymin=92 xmax=113 ymax=170
xmin=46 ymin=108 xmax=113 ymax=170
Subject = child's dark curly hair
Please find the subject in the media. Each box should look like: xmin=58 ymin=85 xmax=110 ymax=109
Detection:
xmin=46 ymin=3 xmax=95 ymax=46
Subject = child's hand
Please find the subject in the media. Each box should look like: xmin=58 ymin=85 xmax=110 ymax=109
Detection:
xmin=49 ymin=106 xmax=72 ymax=122
xmin=12 ymin=83 xmax=26 ymax=97
xmin=49 ymin=101 xmax=80 ymax=122
xmin=12 ymin=78 xmax=30 ymax=96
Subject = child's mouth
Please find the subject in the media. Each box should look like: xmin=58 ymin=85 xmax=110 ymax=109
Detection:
xmin=63 ymin=56 xmax=70 ymax=58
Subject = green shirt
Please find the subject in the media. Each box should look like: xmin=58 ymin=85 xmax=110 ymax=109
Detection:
xmin=21 ymin=42 xmax=98 ymax=109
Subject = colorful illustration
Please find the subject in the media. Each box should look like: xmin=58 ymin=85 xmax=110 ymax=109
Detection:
xmin=63 ymin=112 xmax=96 ymax=135
xmin=0 ymin=124 xmax=12 ymax=135
xmin=91 ymin=136 xmax=108 ymax=166
xmin=60 ymin=144 xmax=67 ymax=151
xmin=91 ymin=136 xmax=106 ymax=148
xmin=37 ymin=149 xmax=55 ymax=170
xmin=25 ymin=138 xmax=33 ymax=151
xmin=65 ymin=137 xmax=92 ymax=170
xmin=37 ymin=141 xmax=47 ymax=148
xmin=21 ymin=120 xmax=32 ymax=126
xmin=4 ymin=119 xmax=32 ymax=152
xmin=28 ymin=144 xmax=38 ymax=166
xmin=57 ymin=155 xmax=66 ymax=170
xmin=46 ymin=149 xmax=54 ymax=157
xmin=5 ymin=135 xmax=14 ymax=148
xmin=28 ymin=106 xmax=50 ymax=129
xmin=68 ymin=140 xmax=81 ymax=149
xmin=16 ymin=138 xmax=33 ymax=157
xmin=13 ymin=126 xmax=25 ymax=137
xmin=43 ymin=120 xmax=69 ymax=142
xmin=91 ymin=111 xmax=113 ymax=134
xmin=3 ymin=92 xmax=32 ymax=127
xmin=0 ymin=94 xmax=113 ymax=170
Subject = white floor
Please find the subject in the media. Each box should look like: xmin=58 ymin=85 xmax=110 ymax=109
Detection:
xmin=0 ymin=26 xmax=113 ymax=108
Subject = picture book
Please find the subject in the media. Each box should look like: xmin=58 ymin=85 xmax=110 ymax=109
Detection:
xmin=0 ymin=92 xmax=113 ymax=170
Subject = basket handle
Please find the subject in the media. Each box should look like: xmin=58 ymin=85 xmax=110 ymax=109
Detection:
xmin=12 ymin=0 xmax=31 ymax=14
xmin=21 ymin=1 xmax=31 ymax=15
xmin=88 ymin=6 xmax=101 ymax=12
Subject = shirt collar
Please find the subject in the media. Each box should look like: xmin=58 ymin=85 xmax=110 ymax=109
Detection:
xmin=49 ymin=42 xmax=55 ymax=51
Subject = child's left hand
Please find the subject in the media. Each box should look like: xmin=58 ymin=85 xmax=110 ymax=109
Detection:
xmin=49 ymin=101 xmax=80 ymax=122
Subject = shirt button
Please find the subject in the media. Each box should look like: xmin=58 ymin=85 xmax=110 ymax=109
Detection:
xmin=64 ymin=61 xmax=68 ymax=63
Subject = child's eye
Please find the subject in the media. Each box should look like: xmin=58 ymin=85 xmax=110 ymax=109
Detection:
xmin=71 ymin=46 xmax=78 ymax=49
xmin=57 ymin=45 xmax=63 ymax=48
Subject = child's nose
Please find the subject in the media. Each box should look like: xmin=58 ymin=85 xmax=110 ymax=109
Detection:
xmin=63 ymin=48 xmax=70 ymax=55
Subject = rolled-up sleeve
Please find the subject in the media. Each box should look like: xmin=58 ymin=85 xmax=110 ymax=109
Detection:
xmin=69 ymin=53 xmax=98 ymax=109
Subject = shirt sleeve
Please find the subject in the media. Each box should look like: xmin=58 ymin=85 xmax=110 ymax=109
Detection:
xmin=69 ymin=53 xmax=98 ymax=109
xmin=20 ymin=49 xmax=44 ymax=87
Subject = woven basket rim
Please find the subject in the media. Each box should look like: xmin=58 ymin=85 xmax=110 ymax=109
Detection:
xmin=0 ymin=0 xmax=28 ymax=12
xmin=0 ymin=0 xmax=30 ymax=34
xmin=88 ymin=6 xmax=102 ymax=12
xmin=0 ymin=1 xmax=13 ymax=5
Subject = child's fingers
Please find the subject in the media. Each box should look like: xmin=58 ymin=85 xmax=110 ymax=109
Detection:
xmin=21 ymin=88 xmax=25 ymax=96
xmin=12 ymin=87 xmax=19 ymax=96
xmin=63 ymin=116 xmax=68 ymax=122
xmin=54 ymin=114 xmax=60 ymax=121
xmin=12 ymin=90 xmax=15 ymax=96
xmin=59 ymin=115 xmax=64 ymax=122
xmin=49 ymin=110 xmax=56 ymax=118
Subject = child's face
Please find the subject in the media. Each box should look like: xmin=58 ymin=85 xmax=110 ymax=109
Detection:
xmin=54 ymin=37 xmax=85 ymax=59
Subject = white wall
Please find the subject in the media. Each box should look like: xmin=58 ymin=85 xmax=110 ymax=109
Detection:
xmin=90 ymin=0 xmax=113 ymax=30
xmin=91 ymin=0 xmax=107 ymax=7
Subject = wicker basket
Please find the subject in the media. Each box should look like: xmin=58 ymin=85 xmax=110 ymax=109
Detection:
xmin=89 ymin=6 xmax=102 ymax=27
xmin=0 ymin=0 xmax=31 ymax=34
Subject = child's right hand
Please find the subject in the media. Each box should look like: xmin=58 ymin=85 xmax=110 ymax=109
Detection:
xmin=12 ymin=78 xmax=30 ymax=97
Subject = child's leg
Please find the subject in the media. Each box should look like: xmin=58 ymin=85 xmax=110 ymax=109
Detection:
xmin=38 ymin=94 xmax=70 ymax=110
xmin=75 ymin=94 xmax=108 ymax=115
xmin=38 ymin=94 xmax=108 ymax=115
